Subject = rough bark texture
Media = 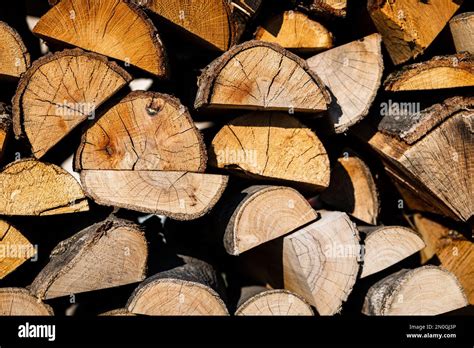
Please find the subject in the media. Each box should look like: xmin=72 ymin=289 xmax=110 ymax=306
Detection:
xmin=295 ymin=0 xmax=347 ymax=18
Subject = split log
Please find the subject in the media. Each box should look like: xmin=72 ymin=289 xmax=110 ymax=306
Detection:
xmin=219 ymin=185 xmax=319 ymax=255
xmin=0 ymin=103 xmax=11 ymax=161
xmin=33 ymin=0 xmax=168 ymax=77
xmin=81 ymin=170 xmax=228 ymax=220
xmin=254 ymin=11 xmax=333 ymax=54
xmin=367 ymin=0 xmax=462 ymax=65
xmin=30 ymin=217 xmax=147 ymax=299
xmin=132 ymin=0 xmax=262 ymax=51
xmin=295 ymin=0 xmax=347 ymax=18
xmin=209 ymin=113 xmax=330 ymax=191
xmin=362 ymin=266 xmax=468 ymax=315
xmin=240 ymin=211 xmax=360 ymax=315
xmin=127 ymin=258 xmax=228 ymax=315
xmin=0 ymin=159 xmax=88 ymax=216
xmin=359 ymin=225 xmax=425 ymax=278
xmin=12 ymin=49 xmax=132 ymax=158
xmin=195 ymin=40 xmax=331 ymax=113
xmin=100 ymin=308 xmax=135 ymax=316
xmin=0 ymin=21 xmax=30 ymax=79
xmin=384 ymin=53 xmax=474 ymax=91
xmin=362 ymin=96 xmax=473 ymax=223
xmin=450 ymin=12 xmax=474 ymax=54
xmin=320 ymin=149 xmax=379 ymax=225
xmin=0 ymin=288 xmax=53 ymax=316
xmin=75 ymin=91 xmax=206 ymax=172
xmin=413 ymin=214 xmax=474 ymax=304
xmin=307 ymin=34 xmax=383 ymax=133
xmin=235 ymin=286 xmax=314 ymax=316
xmin=0 ymin=220 xmax=35 ymax=279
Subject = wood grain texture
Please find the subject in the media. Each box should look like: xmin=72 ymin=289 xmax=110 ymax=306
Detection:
xmin=0 ymin=288 xmax=53 ymax=316
xmin=450 ymin=12 xmax=474 ymax=54
xmin=0 ymin=21 xmax=30 ymax=79
xmin=0 ymin=220 xmax=35 ymax=279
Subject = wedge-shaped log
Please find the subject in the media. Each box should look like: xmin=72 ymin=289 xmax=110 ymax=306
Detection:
xmin=0 ymin=103 xmax=11 ymax=161
xmin=255 ymin=11 xmax=333 ymax=53
xmin=367 ymin=0 xmax=462 ymax=65
xmin=210 ymin=113 xmax=330 ymax=191
xmin=362 ymin=266 xmax=468 ymax=315
xmin=450 ymin=12 xmax=474 ymax=54
xmin=219 ymin=185 xmax=319 ymax=255
xmin=320 ymin=150 xmax=379 ymax=225
xmin=235 ymin=286 xmax=313 ymax=316
xmin=0 ymin=21 xmax=30 ymax=79
xmin=81 ymin=170 xmax=228 ymax=220
xmin=127 ymin=258 xmax=228 ymax=315
xmin=13 ymin=49 xmax=131 ymax=158
xmin=75 ymin=91 xmax=207 ymax=172
xmin=384 ymin=53 xmax=474 ymax=91
xmin=307 ymin=34 xmax=383 ymax=133
xmin=0 ymin=288 xmax=53 ymax=315
xmin=0 ymin=159 xmax=88 ymax=216
xmin=295 ymin=0 xmax=347 ymax=18
xmin=30 ymin=217 xmax=147 ymax=299
xmin=195 ymin=41 xmax=330 ymax=113
xmin=33 ymin=0 xmax=168 ymax=77
xmin=359 ymin=226 xmax=425 ymax=278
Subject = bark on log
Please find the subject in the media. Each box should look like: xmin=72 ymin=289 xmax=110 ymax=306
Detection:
xmin=0 ymin=220 xmax=35 ymax=279
xmin=99 ymin=308 xmax=135 ymax=316
xmin=450 ymin=12 xmax=474 ymax=54
xmin=0 ymin=21 xmax=30 ymax=80
xmin=295 ymin=0 xmax=347 ymax=18
xmin=0 ymin=288 xmax=53 ymax=316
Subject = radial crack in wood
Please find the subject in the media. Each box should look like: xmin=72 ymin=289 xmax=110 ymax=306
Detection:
xmin=195 ymin=40 xmax=331 ymax=113
xmin=30 ymin=217 xmax=147 ymax=300
xmin=0 ymin=159 xmax=88 ymax=216
xmin=12 ymin=49 xmax=132 ymax=159
xmin=75 ymin=91 xmax=207 ymax=172
xmin=0 ymin=21 xmax=30 ymax=80
xmin=33 ymin=0 xmax=168 ymax=77
xmin=450 ymin=12 xmax=474 ymax=54
xmin=362 ymin=266 xmax=468 ymax=315
xmin=0 ymin=288 xmax=53 ymax=315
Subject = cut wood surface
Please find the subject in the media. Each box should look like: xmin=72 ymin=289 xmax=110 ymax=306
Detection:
xmin=81 ymin=170 xmax=228 ymax=220
xmin=367 ymin=0 xmax=462 ymax=65
xmin=30 ymin=217 xmax=147 ymax=299
xmin=0 ymin=220 xmax=35 ymax=279
xmin=0 ymin=21 xmax=30 ymax=80
xmin=0 ymin=103 xmax=12 ymax=161
xmin=296 ymin=0 xmax=347 ymax=18
xmin=235 ymin=286 xmax=314 ymax=316
xmin=320 ymin=149 xmax=379 ymax=225
xmin=0 ymin=288 xmax=53 ymax=316
xmin=195 ymin=40 xmax=331 ymax=113
xmin=384 ymin=53 xmax=474 ymax=91
xmin=362 ymin=266 xmax=468 ymax=315
xmin=75 ymin=91 xmax=206 ymax=172
xmin=0 ymin=159 xmax=88 ymax=216
xmin=219 ymin=185 xmax=319 ymax=255
xmin=13 ymin=49 xmax=131 ymax=158
xmin=33 ymin=0 xmax=168 ymax=77
xmin=450 ymin=12 xmax=474 ymax=54
xmin=307 ymin=34 xmax=383 ymax=133
xmin=127 ymin=258 xmax=228 ymax=315
xmin=359 ymin=225 xmax=425 ymax=278
xmin=413 ymin=214 xmax=474 ymax=304
xmin=210 ymin=113 xmax=330 ymax=191
xmin=255 ymin=11 xmax=333 ymax=53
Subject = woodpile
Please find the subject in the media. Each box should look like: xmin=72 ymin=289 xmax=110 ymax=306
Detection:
xmin=0 ymin=0 xmax=472 ymax=318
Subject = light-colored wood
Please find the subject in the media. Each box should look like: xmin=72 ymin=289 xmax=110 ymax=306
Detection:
xmin=384 ymin=53 xmax=474 ymax=91
xmin=0 ymin=103 xmax=11 ymax=161
xmin=367 ymin=0 xmax=462 ymax=65
xmin=33 ymin=0 xmax=168 ymax=77
xmin=0 ymin=220 xmax=35 ymax=279
xmin=0 ymin=288 xmax=53 ymax=316
xmin=220 ymin=185 xmax=319 ymax=255
xmin=13 ymin=49 xmax=131 ymax=158
xmin=413 ymin=214 xmax=474 ymax=304
xmin=195 ymin=40 xmax=330 ymax=113
xmin=307 ymin=34 xmax=383 ymax=133
xmin=99 ymin=308 xmax=135 ymax=316
xmin=296 ymin=0 xmax=347 ymax=18
xmin=359 ymin=225 xmax=425 ymax=278
xmin=450 ymin=12 xmax=474 ymax=54
xmin=320 ymin=150 xmax=379 ymax=224
xmin=235 ymin=287 xmax=314 ymax=316
xmin=30 ymin=217 xmax=147 ymax=299
xmin=362 ymin=266 xmax=468 ymax=315
xmin=0 ymin=159 xmax=88 ymax=216
xmin=75 ymin=91 xmax=206 ymax=172
xmin=210 ymin=113 xmax=330 ymax=191
xmin=255 ymin=11 xmax=333 ymax=53
xmin=127 ymin=258 xmax=228 ymax=315
xmin=0 ymin=21 xmax=30 ymax=79
xmin=81 ymin=170 xmax=228 ymax=220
